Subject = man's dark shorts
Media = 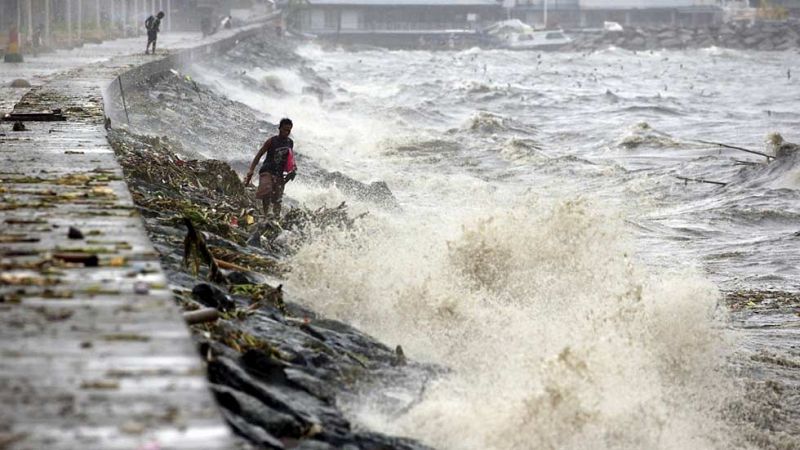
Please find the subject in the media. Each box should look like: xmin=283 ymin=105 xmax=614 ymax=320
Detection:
xmin=147 ymin=30 xmax=158 ymax=43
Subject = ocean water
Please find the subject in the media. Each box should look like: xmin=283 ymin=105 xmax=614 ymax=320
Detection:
xmin=192 ymin=44 xmax=800 ymax=449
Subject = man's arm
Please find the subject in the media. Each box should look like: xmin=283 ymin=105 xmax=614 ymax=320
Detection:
xmin=243 ymin=138 xmax=271 ymax=185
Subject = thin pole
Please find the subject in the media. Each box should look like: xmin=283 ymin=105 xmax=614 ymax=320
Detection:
xmin=67 ymin=0 xmax=72 ymax=45
xmin=45 ymin=0 xmax=50 ymax=46
xmin=77 ymin=0 xmax=82 ymax=41
xmin=122 ymin=0 xmax=127 ymax=36
xmin=95 ymin=0 xmax=100 ymax=30
xmin=26 ymin=0 xmax=32 ymax=42
xmin=118 ymin=76 xmax=130 ymax=125
xmin=694 ymin=139 xmax=774 ymax=161
xmin=543 ymin=0 xmax=548 ymax=28
xmin=110 ymin=0 xmax=115 ymax=28
xmin=166 ymin=0 xmax=171 ymax=31
xmin=675 ymin=176 xmax=727 ymax=187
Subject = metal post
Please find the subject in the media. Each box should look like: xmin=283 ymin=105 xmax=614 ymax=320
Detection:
xmin=67 ymin=0 xmax=72 ymax=45
xmin=166 ymin=0 xmax=171 ymax=32
xmin=109 ymin=0 xmax=115 ymax=28
xmin=122 ymin=0 xmax=127 ymax=36
xmin=45 ymin=0 xmax=50 ymax=46
xmin=25 ymin=0 xmax=32 ymax=42
xmin=543 ymin=0 xmax=548 ymax=28
xmin=118 ymin=76 xmax=130 ymax=124
xmin=77 ymin=0 xmax=82 ymax=41
xmin=95 ymin=0 xmax=100 ymax=30
xmin=16 ymin=0 xmax=21 ymax=35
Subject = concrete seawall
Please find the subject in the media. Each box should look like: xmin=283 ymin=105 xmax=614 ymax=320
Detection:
xmin=105 ymin=24 xmax=269 ymax=116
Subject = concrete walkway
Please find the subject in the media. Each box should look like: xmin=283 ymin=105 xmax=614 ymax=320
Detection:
xmin=0 ymin=32 xmax=206 ymax=115
xmin=0 ymin=24 xmax=271 ymax=450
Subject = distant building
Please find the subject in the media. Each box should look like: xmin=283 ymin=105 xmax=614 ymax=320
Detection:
xmin=293 ymin=0 xmax=503 ymax=35
xmin=763 ymin=0 xmax=800 ymax=17
xmin=511 ymin=0 xmax=580 ymax=29
xmin=576 ymin=0 xmax=722 ymax=27
xmin=506 ymin=0 xmax=723 ymax=29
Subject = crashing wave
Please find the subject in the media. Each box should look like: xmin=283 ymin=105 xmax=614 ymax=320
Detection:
xmin=500 ymin=138 xmax=545 ymax=163
xmin=617 ymin=121 xmax=683 ymax=149
xmin=463 ymin=112 xmax=538 ymax=136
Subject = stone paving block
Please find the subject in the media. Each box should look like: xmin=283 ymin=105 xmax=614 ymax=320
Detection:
xmin=0 ymin=23 xmax=272 ymax=450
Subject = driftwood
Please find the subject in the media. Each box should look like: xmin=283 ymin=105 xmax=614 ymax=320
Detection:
xmin=675 ymin=176 xmax=727 ymax=186
xmin=183 ymin=307 xmax=220 ymax=325
xmin=183 ymin=217 xmax=227 ymax=284
xmin=214 ymin=258 xmax=250 ymax=273
xmin=695 ymin=139 xmax=774 ymax=161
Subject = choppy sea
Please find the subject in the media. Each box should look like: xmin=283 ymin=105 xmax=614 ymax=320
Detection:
xmin=191 ymin=44 xmax=800 ymax=449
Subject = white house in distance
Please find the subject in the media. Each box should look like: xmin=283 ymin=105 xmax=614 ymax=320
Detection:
xmin=511 ymin=0 xmax=722 ymax=28
xmin=577 ymin=0 xmax=722 ymax=27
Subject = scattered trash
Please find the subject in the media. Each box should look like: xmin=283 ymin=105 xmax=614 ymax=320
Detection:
xmin=133 ymin=281 xmax=150 ymax=295
xmin=80 ymin=380 xmax=120 ymax=390
xmin=3 ymin=109 xmax=66 ymax=122
xmin=53 ymin=252 xmax=99 ymax=267
xmin=67 ymin=226 xmax=84 ymax=239
xmin=183 ymin=307 xmax=220 ymax=325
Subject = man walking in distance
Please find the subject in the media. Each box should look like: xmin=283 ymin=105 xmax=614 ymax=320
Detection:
xmin=244 ymin=119 xmax=297 ymax=218
xmin=145 ymin=11 xmax=165 ymax=55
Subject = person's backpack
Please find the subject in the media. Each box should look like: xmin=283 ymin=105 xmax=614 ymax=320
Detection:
xmin=145 ymin=16 xmax=155 ymax=31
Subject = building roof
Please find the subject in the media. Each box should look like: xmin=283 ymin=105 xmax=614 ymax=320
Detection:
xmin=306 ymin=0 xmax=500 ymax=6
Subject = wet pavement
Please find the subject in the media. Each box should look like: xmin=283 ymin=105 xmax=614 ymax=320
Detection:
xmin=0 ymin=32 xmax=207 ymax=115
xmin=0 ymin=27 xmax=272 ymax=450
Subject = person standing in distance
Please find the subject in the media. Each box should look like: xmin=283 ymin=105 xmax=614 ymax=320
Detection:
xmin=244 ymin=118 xmax=297 ymax=218
xmin=145 ymin=11 xmax=165 ymax=55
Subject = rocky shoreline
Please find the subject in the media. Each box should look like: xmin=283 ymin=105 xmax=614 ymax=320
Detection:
xmin=565 ymin=20 xmax=800 ymax=52
xmin=105 ymin=35 xmax=433 ymax=449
